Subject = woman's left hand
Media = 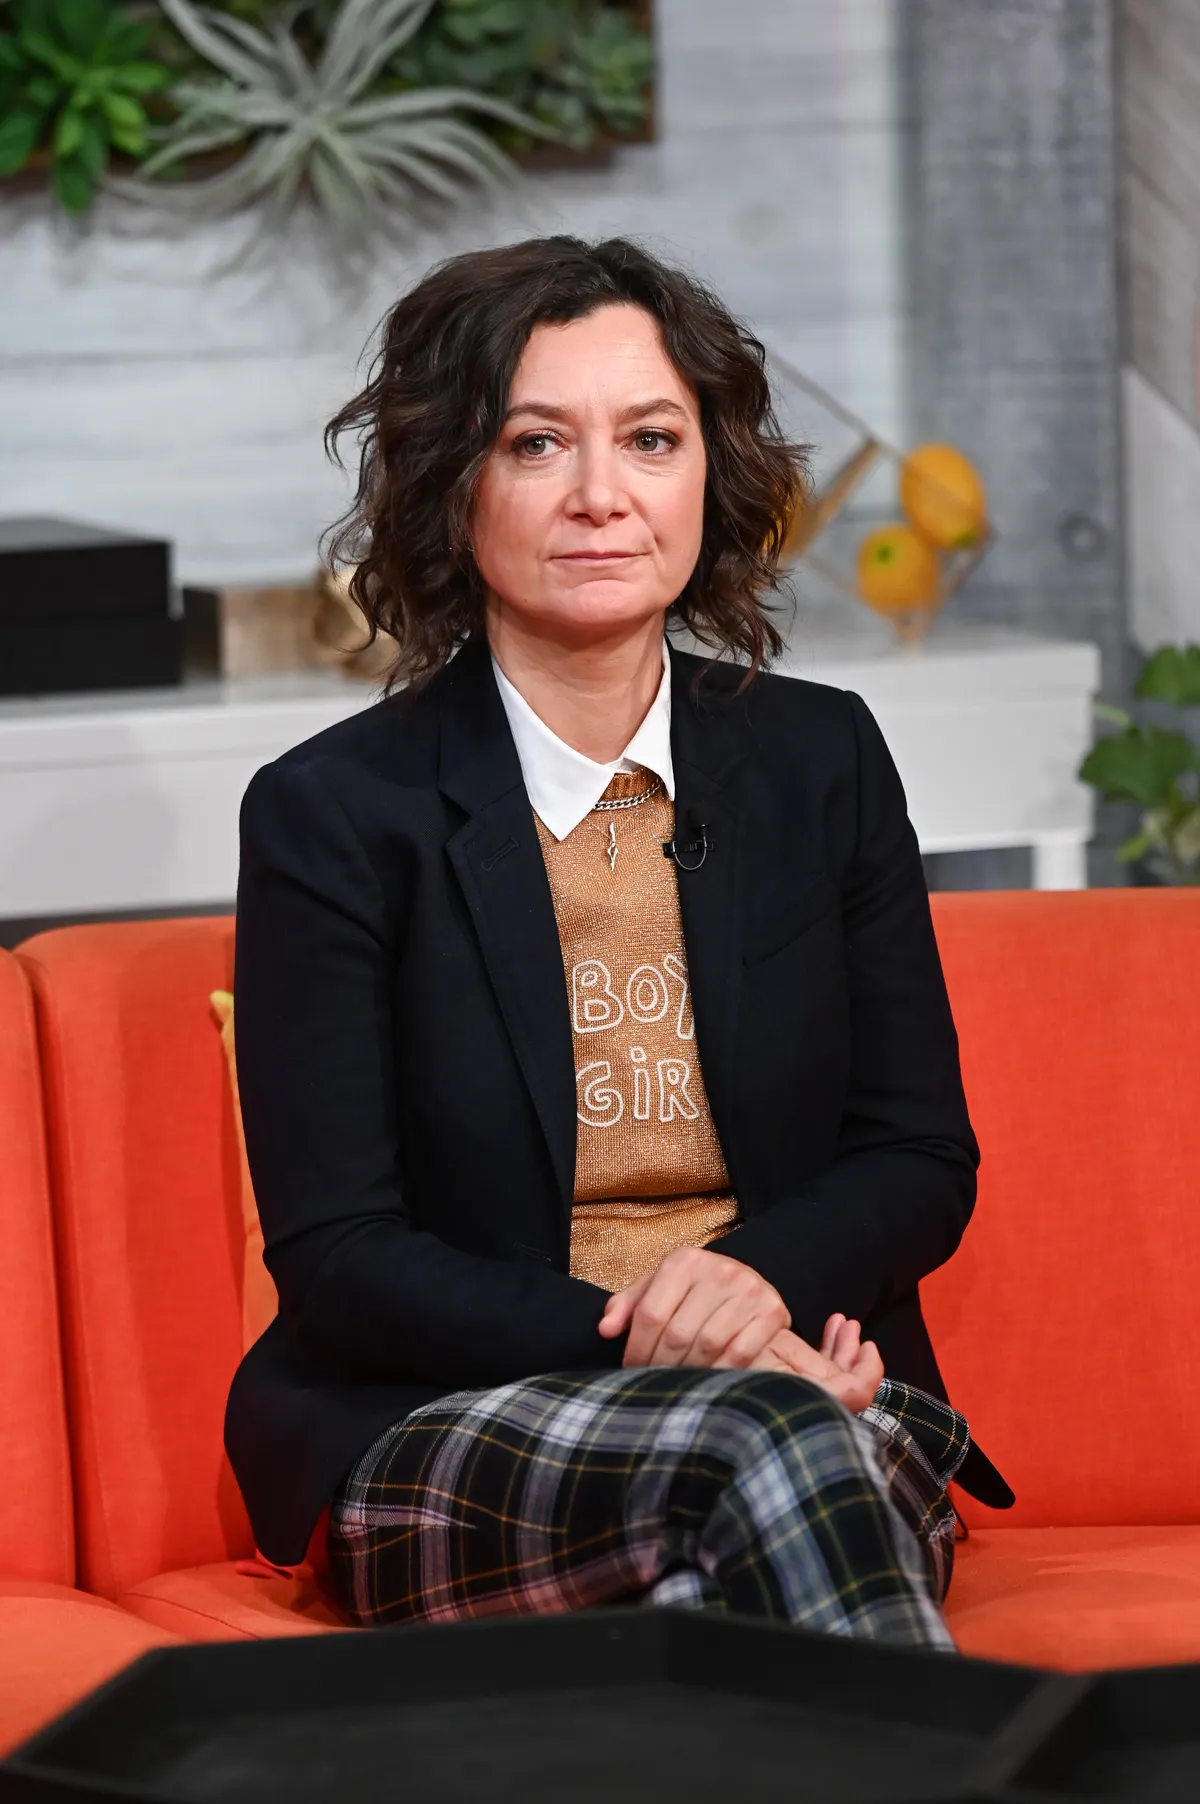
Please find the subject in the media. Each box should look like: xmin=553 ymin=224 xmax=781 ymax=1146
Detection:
xmin=755 ymin=1314 xmax=884 ymax=1414
xmin=598 ymin=1245 xmax=790 ymax=1369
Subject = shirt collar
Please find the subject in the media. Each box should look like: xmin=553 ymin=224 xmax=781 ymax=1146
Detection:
xmin=491 ymin=640 xmax=675 ymax=841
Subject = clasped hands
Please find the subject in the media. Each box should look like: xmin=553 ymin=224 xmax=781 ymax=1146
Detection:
xmin=598 ymin=1245 xmax=882 ymax=1415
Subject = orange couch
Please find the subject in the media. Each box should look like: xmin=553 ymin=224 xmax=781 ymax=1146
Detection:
xmin=0 ymin=950 xmax=178 ymax=1758
xmin=8 ymin=888 xmax=1200 ymax=1672
xmin=927 ymin=889 xmax=1200 ymax=1669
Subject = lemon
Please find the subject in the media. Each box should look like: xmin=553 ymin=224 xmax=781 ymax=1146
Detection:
xmin=856 ymin=525 xmax=941 ymax=614
xmin=900 ymin=444 xmax=987 ymax=549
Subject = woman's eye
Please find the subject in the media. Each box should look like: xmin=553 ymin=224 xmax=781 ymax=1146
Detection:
xmin=633 ymin=430 xmax=676 ymax=453
xmin=514 ymin=433 xmax=555 ymax=457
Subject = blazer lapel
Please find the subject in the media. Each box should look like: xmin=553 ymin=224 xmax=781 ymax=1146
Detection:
xmin=669 ymin=647 xmax=749 ymax=1148
xmin=438 ymin=641 xmax=577 ymax=1212
xmin=436 ymin=638 xmax=754 ymax=1216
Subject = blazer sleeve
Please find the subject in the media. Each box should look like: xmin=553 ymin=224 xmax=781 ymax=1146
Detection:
xmin=708 ymin=690 xmax=980 ymax=1343
xmin=234 ymin=757 xmax=623 ymax=1389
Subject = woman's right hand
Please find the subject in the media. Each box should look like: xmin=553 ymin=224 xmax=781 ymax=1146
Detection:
xmin=753 ymin=1313 xmax=884 ymax=1414
xmin=598 ymin=1245 xmax=789 ymax=1370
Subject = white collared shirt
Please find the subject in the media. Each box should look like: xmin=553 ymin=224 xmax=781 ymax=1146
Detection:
xmin=491 ymin=641 xmax=675 ymax=841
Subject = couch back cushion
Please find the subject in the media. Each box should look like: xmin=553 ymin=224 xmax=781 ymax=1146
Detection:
xmin=925 ymin=889 xmax=1200 ymax=1529
xmin=0 ymin=950 xmax=75 ymax=1584
xmin=19 ymin=920 xmax=247 ymax=1597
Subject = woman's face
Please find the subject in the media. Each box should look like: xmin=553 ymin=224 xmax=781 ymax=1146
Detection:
xmin=473 ymin=303 xmax=706 ymax=648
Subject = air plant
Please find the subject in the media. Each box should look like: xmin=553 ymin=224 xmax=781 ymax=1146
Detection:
xmin=111 ymin=0 xmax=552 ymax=240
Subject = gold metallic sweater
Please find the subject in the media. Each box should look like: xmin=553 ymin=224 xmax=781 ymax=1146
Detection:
xmin=535 ymin=772 xmax=738 ymax=1292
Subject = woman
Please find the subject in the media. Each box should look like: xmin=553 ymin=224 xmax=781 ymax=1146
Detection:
xmin=227 ymin=236 xmax=1011 ymax=1648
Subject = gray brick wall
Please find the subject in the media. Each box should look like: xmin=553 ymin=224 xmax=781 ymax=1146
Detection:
xmin=903 ymin=0 xmax=1126 ymax=699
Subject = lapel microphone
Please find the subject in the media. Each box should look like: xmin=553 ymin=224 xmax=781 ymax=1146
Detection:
xmin=663 ymin=810 xmax=711 ymax=872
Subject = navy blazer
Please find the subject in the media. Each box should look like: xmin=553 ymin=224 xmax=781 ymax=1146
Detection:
xmin=226 ymin=635 xmax=1012 ymax=1564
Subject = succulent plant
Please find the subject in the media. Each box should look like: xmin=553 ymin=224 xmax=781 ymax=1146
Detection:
xmin=0 ymin=0 xmax=172 ymax=212
xmin=389 ymin=1 xmax=654 ymax=152
xmin=112 ymin=0 xmax=550 ymax=238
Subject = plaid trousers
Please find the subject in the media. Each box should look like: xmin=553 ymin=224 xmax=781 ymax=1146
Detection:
xmin=327 ymin=1368 xmax=968 ymax=1649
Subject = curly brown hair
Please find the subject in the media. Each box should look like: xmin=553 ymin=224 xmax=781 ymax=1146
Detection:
xmin=324 ymin=236 xmax=808 ymax=691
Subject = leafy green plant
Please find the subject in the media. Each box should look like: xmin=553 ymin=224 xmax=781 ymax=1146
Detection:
xmin=112 ymin=0 xmax=550 ymax=238
xmin=1079 ymin=644 xmax=1200 ymax=884
xmin=389 ymin=0 xmax=653 ymax=150
xmin=0 ymin=0 xmax=172 ymax=211
xmin=0 ymin=0 xmax=654 ymax=224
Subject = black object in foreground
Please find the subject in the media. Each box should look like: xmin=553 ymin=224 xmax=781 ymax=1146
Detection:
xmin=1002 ymin=1661 xmax=1200 ymax=1801
xmin=0 ymin=1607 xmax=1062 ymax=1804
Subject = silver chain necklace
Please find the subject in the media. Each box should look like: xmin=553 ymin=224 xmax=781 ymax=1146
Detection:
xmin=590 ymin=775 xmax=664 ymax=872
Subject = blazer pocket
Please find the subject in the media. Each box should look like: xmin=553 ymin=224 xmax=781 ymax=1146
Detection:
xmin=743 ymin=872 xmax=838 ymax=967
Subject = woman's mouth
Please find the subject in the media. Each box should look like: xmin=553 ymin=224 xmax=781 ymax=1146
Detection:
xmin=554 ymin=550 xmax=640 ymax=561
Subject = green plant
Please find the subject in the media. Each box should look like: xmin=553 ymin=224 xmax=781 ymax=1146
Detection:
xmin=1 ymin=1 xmax=654 ymax=222
xmin=0 ymin=0 xmax=172 ymax=210
xmin=112 ymin=0 xmax=549 ymax=237
xmin=1079 ymin=644 xmax=1200 ymax=884
xmin=389 ymin=0 xmax=653 ymax=150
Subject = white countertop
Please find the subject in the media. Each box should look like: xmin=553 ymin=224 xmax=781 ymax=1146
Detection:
xmin=0 ymin=611 xmax=1099 ymax=767
xmin=0 ymin=608 xmax=1103 ymax=914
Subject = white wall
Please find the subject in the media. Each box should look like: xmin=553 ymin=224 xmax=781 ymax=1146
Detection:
xmin=0 ymin=0 xmax=905 ymax=588
xmin=1120 ymin=0 xmax=1200 ymax=649
xmin=1124 ymin=368 xmax=1200 ymax=650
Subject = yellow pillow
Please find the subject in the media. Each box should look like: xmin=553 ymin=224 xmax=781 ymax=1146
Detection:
xmin=210 ymin=990 xmax=279 ymax=1352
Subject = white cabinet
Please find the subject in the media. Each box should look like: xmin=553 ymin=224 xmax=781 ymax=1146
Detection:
xmin=0 ymin=616 xmax=1100 ymax=919
xmin=772 ymin=613 xmax=1100 ymax=890
xmin=0 ymin=673 xmax=368 ymax=918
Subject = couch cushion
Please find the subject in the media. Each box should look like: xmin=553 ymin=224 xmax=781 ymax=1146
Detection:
xmin=0 ymin=952 xmax=76 ymax=1585
xmin=926 ymin=890 xmax=1200 ymax=1529
xmin=119 ymin=1561 xmax=348 ymax=1642
xmin=0 ymin=1580 xmax=179 ymax=1757
xmin=18 ymin=920 xmax=250 ymax=1598
xmin=946 ymin=1525 xmax=1200 ymax=1670
xmin=19 ymin=921 xmax=344 ymax=1641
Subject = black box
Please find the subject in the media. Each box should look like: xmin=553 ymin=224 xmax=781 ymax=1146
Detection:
xmin=0 ymin=1608 xmax=1056 ymax=1804
xmin=0 ymin=516 xmax=181 ymax=697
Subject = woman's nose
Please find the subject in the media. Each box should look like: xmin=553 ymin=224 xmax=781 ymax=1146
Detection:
xmin=567 ymin=440 xmax=630 ymax=522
